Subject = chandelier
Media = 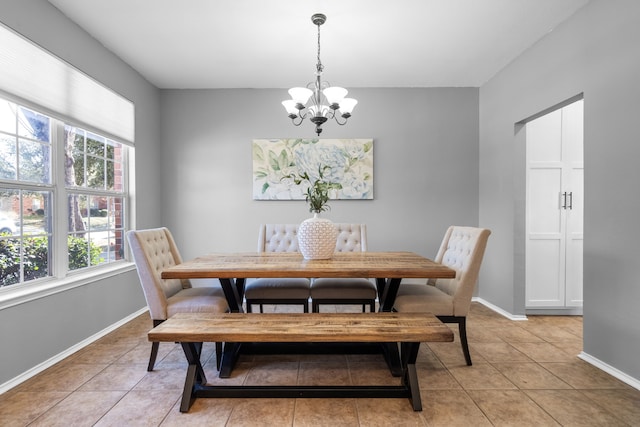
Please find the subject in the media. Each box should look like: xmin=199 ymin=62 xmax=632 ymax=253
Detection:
xmin=282 ymin=13 xmax=357 ymax=136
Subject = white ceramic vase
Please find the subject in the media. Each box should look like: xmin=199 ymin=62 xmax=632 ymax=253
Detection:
xmin=298 ymin=213 xmax=337 ymax=260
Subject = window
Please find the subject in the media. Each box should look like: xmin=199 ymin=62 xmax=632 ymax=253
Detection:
xmin=66 ymin=127 xmax=126 ymax=269
xmin=0 ymin=97 xmax=130 ymax=288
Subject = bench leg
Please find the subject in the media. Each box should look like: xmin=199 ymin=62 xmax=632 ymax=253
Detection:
xmin=405 ymin=363 xmax=422 ymax=411
xmin=401 ymin=342 xmax=423 ymax=411
xmin=178 ymin=340 xmax=425 ymax=412
xmin=179 ymin=342 xmax=208 ymax=412
xmin=180 ymin=363 xmax=197 ymax=412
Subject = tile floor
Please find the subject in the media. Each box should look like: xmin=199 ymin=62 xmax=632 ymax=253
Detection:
xmin=2 ymin=303 xmax=640 ymax=426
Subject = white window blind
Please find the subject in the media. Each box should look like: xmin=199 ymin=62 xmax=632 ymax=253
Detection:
xmin=0 ymin=23 xmax=134 ymax=144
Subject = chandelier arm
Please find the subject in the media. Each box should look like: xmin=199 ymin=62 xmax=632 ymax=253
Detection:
xmin=290 ymin=115 xmax=304 ymax=126
xmin=333 ymin=114 xmax=348 ymax=126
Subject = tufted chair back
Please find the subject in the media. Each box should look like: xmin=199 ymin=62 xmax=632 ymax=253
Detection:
xmin=246 ymin=224 xmax=310 ymax=313
xmin=393 ymin=225 xmax=490 ymax=366
xmin=334 ymin=223 xmax=367 ymax=252
xmin=127 ymin=227 xmax=191 ymax=319
xmin=431 ymin=226 xmax=491 ymax=316
xmin=127 ymin=227 xmax=227 ymax=371
xmin=258 ymin=224 xmax=300 ymax=252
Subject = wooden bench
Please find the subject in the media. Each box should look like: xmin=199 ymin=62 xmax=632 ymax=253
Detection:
xmin=148 ymin=312 xmax=453 ymax=412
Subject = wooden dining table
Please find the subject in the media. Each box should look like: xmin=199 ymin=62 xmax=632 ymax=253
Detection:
xmin=161 ymin=251 xmax=456 ymax=377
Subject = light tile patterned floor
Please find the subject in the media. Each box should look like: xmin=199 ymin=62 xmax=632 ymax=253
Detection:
xmin=2 ymin=303 xmax=639 ymax=426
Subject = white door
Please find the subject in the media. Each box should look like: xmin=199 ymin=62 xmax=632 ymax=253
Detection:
xmin=525 ymin=100 xmax=583 ymax=308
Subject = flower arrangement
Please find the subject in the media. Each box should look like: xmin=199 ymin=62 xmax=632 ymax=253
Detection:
xmin=283 ymin=165 xmax=343 ymax=214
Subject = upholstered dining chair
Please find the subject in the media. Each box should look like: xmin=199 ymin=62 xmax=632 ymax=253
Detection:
xmin=244 ymin=224 xmax=311 ymax=313
xmin=127 ymin=227 xmax=228 ymax=371
xmin=393 ymin=226 xmax=491 ymax=366
xmin=310 ymin=223 xmax=378 ymax=312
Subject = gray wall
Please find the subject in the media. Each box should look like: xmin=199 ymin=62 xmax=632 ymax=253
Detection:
xmin=479 ymin=0 xmax=640 ymax=379
xmin=159 ymin=88 xmax=480 ymax=259
xmin=0 ymin=0 xmax=160 ymax=386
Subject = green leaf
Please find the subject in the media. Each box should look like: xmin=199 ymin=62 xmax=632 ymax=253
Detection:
xmin=364 ymin=141 xmax=373 ymax=152
xmin=252 ymin=143 xmax=265 ymax=161
xmin=278 ymin=150 xmax=288 ymax=170
xmin=268 ymin=150 xmax=280 ymax=171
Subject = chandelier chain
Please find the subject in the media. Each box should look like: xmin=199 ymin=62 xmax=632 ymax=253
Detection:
xmin=316 ymin=22 xmax=323 ymax=74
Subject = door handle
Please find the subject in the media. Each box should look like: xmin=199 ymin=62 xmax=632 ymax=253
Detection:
xmin=568 ymin=192 xmax=573 ymax=210
xmin=561 ymin=192 xmax=567 ymax=209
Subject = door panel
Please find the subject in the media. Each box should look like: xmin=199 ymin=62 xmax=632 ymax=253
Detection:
xmin=528 ymin=168 xmax=563 ymax=234
xmin=566 ymin=238 xmax=583 ymax=306
xmin=568 ymin=168 xmax=584 ymax=236
xmin=526 ymin=239 xmax=564 ymax=306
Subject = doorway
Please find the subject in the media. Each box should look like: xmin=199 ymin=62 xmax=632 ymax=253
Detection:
xmin=524 ymin=98 xmax=583 ymax=314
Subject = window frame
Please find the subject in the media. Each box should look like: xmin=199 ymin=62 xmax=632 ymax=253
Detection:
xmin=0 ymin=93 xmax=135 ymax=306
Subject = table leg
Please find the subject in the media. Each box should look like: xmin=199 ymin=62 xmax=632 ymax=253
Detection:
xmin=235 ymin=278 xmax=246 ymax=302
xmin=219 ymin=278 xmax=244 ymax=312
xmin=378 ymin=277 xmax=404 ymax=376
xmin=381 ymin=343 xmax=403 ymax=377
xmin=375 ymin=278 xmax=386 ymax=300
xmin=218 ymin=342 xmax=242 ymax=378
xmin=378 ymin=278 xmax=402 ymax=312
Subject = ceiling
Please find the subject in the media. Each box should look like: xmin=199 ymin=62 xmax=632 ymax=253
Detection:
xmin=46 ymin=0 xmax=589 ymax=89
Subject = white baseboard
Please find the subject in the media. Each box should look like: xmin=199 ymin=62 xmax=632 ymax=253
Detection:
xmin=473 ymin=297 xmax=528 ymax=321
xmin=526 ymin=308 xmax=583 ymax=315
xmin=578 ymin=351 xmax=640 ymax=391
xmin=0 ymin=307 xmax=148 ymax=394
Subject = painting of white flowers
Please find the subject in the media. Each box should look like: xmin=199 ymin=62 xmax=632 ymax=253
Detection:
xmin=252 ymin=138 xmax=374 ymax=200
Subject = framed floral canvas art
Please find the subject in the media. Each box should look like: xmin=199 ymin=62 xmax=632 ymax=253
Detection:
xmin=252 ymin=138 xmax=373 ymax=200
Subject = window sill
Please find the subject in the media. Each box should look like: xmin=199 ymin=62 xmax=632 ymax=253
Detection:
xmin=0 ymin=262 xmax=137 ymax=310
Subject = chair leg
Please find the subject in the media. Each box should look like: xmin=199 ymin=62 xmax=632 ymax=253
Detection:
xmin=457 ymin=317 xmax=472 ymax=366
xmin=437 ymin=316 xmax=472 ymax=366
xmin=148 ymin=319 xmax=165 ymax=371
xmin=148 ymin=341 xmax=159 ymax=371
